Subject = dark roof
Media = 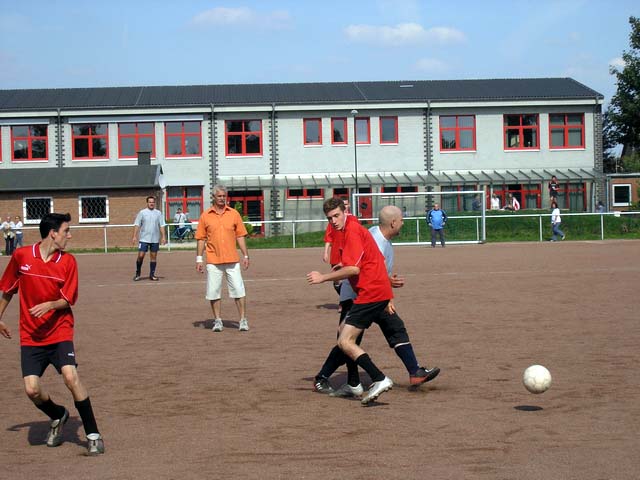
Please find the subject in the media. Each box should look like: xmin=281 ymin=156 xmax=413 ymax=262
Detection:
xmin=0 ymin=165 xmax=163 ymax=192
xmin=0 ymin=78 xmax=603 ymax=112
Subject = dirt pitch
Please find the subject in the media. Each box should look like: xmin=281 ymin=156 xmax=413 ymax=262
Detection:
xmin=1 ymin=240 xmax=639 ymax=480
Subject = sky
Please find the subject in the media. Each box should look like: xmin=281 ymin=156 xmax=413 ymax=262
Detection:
xmin=0 ymin=0 xmax=638 ymax=105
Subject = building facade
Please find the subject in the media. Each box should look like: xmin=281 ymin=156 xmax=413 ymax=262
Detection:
xmin=0 ymin=78 xmax=604 ymax=242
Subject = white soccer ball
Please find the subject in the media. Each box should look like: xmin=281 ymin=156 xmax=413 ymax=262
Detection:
xmin=523 ymin=365 xmax=552 ymax=394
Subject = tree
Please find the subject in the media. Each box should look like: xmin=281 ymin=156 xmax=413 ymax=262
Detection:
xmin=606 ymin=16 xmax=640 ymax=164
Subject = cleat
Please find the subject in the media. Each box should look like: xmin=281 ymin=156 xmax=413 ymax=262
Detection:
xmin=410 ymin=367 xmax=440 ymax=386
xmin=46 ymin=408 xmax=69 ymax=447
xmin=561 ymin=235 xmax=566 ymax=240
xmin=87 ymin=433 xmax=105 ymax=455
xmin=361 ymin=376 xmax=393 ymax=405
xmin=133 ymin=275 xmax=141 ymax=281
xmin=313 ymin=377 xmax=335 ymax=394
xmin=149 ymin=275 xmax=159 ymax=281
xmin=330 ymin=383 xmax=364 ymax=398
xmin=238 ymin=318 xmax=249 ymax=331
xmin=212 ymin=318 xmax=224 ymax=332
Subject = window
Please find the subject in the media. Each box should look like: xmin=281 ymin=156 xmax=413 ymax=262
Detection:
xmin=303 ymin=118 xmax=322 ymax=145
xmin=166 ymin=186 xmax=204 ymax=220
xmin=503 ymin=114 xmax=539 ymax=150
xmin=333 ymin=187 xmax=349 ymax=199
xmin=355 ymin=117 xmax=370 ymax=144
xmin=12 ymin=125 xmax=48 ymax=161
xmin=119 ymin=123 xmax=155 ymax=158
xmin=24 ymin=197 xmax=52 ymax=223
xmin=165 ymin=121 xmax=201 ymax=157
xmin=331 ymin=118 xmax=347 ymax=144
xmin=73 ymin=124 xmax=108 ymax=159
xmin=79 ymin=196 xmax=108 ymax=222
xmin=550 ymin=113 xmax=584 ymax=149
xmin=228 ymin=190 xmax=264 ymax=235
xmin=379 ymin=116 xmax=398 ymax=144
xmin=225 ymin=120 xmax=262 ymax=156
xmin=440 ymin=115 xmax=475 ymax=151
xmin=381 ymin=186 xmax=418 ymax=193
xmin=612 ymin=184 xmax=632 ymax=207
xmin=287 ymin=188 xmax=324 ymax=199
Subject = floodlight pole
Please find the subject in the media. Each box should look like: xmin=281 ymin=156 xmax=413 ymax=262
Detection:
xmin=351 ymin=109 xmax=359 ymax=211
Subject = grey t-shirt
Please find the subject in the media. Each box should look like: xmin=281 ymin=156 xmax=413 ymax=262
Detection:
xmin=134 ymin=208 xmax=166 ymax=243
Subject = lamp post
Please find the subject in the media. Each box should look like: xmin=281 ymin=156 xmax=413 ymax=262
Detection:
xmin=351 ymin=109 xmax=359 ymax=200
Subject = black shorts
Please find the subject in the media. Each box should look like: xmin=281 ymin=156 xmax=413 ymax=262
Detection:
xmin=343 ymin=301 xmax=410 ymax=347
xmin=21 ymin=341 xmax=78 ymax=377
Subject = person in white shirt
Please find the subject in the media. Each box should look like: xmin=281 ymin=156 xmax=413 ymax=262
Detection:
xmin=13 ymin=216 xmax=24 ymax=249
xmin=1 ymin=215 xmax=15 ymax=256
xmin=550 ymin=201 xmax=565 ymax=241
xmin=173 ymin=207 xmax=188 ymax=241
xmin=490 ymin=194 xmax=500 ymax=210
xmin=132 ymin=196 xmax=166 ymax=281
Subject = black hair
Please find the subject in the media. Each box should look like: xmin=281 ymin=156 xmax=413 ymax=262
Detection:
xmin=39 ymin=213 xmax=71 ymax=239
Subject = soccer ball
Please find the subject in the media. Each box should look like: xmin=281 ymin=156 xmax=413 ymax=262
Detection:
xmin=523 ymin=365 xmax=552 ymax=394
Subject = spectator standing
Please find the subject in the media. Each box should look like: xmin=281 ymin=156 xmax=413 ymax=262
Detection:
xmin=427 ymin=204 xmax=447 ymax=248
xmin=195 ymin=185 xmax=250 ymax=332
xmin=490 ymin=194 xmax=500 ymax=210
xmin=550 ymin=201 xmax=565 ymax=241
xmin=132 ymin=196 xmax=166 ymax=281
xmin=173 ymin=207 xmax=188 ymax=241
xmin=596 ymin=201 xmax=605 ymax=214
xmin=14 ymin=216 xmax=24 ymax=249
xmin=503 ymin=193 xmax=520 ymax=211
xmin=549 ymin=176 xmax=559 ymax=205
xmin=2 ymin=215 xmax=16 ymax=256
xmin=472 ymin=195 xmax=481 ymax=211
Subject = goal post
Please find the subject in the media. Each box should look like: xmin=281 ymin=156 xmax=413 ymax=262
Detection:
xmin=352 ymin=190 xmax=486 ymax=245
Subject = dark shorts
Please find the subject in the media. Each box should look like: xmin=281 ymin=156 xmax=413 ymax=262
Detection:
xmin=138 ymin=242 xmax=160 ymax=253
xmin=21 ymin=341 xmax=78 ymax=377
xmin=343 ymin=300 xmax=410 ymax=347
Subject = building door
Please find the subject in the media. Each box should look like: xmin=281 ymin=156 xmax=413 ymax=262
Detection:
xmin=228 ymin=190 xmax=264 ymax=235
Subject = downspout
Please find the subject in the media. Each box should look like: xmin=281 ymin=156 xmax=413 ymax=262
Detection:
xmin=57 ymin=108 xmax=63 ymax=167
xmin=210 ymin=103 xmax=216 ymax=194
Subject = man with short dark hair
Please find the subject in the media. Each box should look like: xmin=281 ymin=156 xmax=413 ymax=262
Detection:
xmin=132 ymin=196 xmax=166 ymax=281
xmin=0 ymin=213 xmax=105 ymax=455
xmin=307 ymin=198 xmax=394 ymax=405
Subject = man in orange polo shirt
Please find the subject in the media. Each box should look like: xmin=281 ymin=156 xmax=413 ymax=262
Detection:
xmin=195 ymin=185 xmax=250 ymax=332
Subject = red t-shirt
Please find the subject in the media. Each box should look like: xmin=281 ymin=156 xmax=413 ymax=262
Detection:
xmin=324 ymin=213 xmax=358 ymax=265
xmin=340 ymin=216 xmax=393 ymax=304
xmin=0 ymin=243 xmax=78 ymax=346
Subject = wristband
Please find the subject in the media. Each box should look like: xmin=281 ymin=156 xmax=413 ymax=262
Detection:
xmin=243 ymin=255 xmax=249 ymax=259
xmin=196 ymin=256 xmax=203 ymax=263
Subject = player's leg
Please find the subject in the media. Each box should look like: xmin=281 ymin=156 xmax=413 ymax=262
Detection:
xmin=134 ymin=243 xmax=148 ymax=280
xmin=430 ymin=228 xmax=437 ymax=247
xmin=206 ymin=264 xmax=224 ymax=331
xmin=315 ymin=300 xmax=353 ymax=394
xmin=21 ymin=346 xmax=69 ymax=447
xmin=226 ymin=263 xmax=248 ymax=330
xmin=440 ymin=229 xmax=445 ymax=247
xmin=376 ymin=311 xmax=440 ymax=386
xmin=148 ymin=243 xmax=159 ymax=280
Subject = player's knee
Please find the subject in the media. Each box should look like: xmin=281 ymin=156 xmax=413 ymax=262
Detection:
xmin=24 ymin=384 xmax=42 ymax=401
xmin=61 ymin=369 xmax=80 ymax=390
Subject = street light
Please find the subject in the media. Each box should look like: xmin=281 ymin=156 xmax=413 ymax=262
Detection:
xmin=351 ymin=109 xmax=359 ymax=198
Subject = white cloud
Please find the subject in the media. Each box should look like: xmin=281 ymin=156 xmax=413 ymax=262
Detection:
xmin=609 ymin=57 xmax=625 ymax=70
xmin=344 ymin=23 xmax=465 ymax=47
xmin=414 ymin=57 xmax=449 ymax=74
xmin=190 ymin=7 xmax=291 ymax=30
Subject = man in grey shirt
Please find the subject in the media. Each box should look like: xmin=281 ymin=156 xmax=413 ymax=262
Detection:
xmin=132 ymin=196 xmax=166 ymax=281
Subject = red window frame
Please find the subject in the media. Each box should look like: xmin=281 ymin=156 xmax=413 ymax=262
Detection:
xmin=355 ymin=117 xmax=371 ymax=144
xmin=11 ymin=125 xmax=48 ymax=161
xmin=165 ymin=121 xmax=202 ymax=158
xmin=72 ymin=124 xmax=109 ymax=160
xmin=303 ymin=118 xmax=322 ymax=145
xmin=225 ymin=120 xmax=263 ymax=156
xmin=503 ymin=114 xmax=539 ymax=150
xmin=331 ymin=118 xmax=348 ymax=145
xmin=118 ymin=122 xmax=155 ymax=159
xmin=286 ymin=188 xmax=324 ymax=199
xmin=439 ymin=115 xmax=476 ymax=151
xmin=549 ymin=113 xmax=585 ymax=149
xmin=379 ymin=116 xmax=398 ymax=144
xmin=165 ymin=186 xmax=204 ymax=220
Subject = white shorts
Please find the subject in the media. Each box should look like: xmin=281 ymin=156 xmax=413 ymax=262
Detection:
xmin=205 ymin=263 xmax=246 ymax=300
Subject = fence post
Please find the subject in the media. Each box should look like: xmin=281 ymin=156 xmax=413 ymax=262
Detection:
xmin=166 ymin=226 xmax=171 ymax=252
xmin=103 ymin=225 xmax=108 ymax=253
xmin=416 ymin=219 xmax=420 ymax=243
xmin=600 ymin=214 xmax=604 ymax=241
xmin=292 ymin=222 xmax=296 ymax=249
xmin=539 ymin=214 xmax=543 ymax=242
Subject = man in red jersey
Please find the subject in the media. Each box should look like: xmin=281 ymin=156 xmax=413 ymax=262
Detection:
xmin=0 ymin=213 xmax=104 ymax=455
xmin=307 ymin=198 xmax=394 ymax=405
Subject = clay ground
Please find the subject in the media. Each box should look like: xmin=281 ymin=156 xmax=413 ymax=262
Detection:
xmin=0 ymin=241 xmax=639 ymax=480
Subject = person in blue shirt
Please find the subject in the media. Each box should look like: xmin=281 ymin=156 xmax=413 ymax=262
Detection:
xmin=427 ymin=203 xmax=447 ymax=248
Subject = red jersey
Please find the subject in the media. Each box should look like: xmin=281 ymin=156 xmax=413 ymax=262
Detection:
xmin=340 ymin=216 xmax=393 ymax=304
xmin=0 ymin=243 xmax=78 ymax=346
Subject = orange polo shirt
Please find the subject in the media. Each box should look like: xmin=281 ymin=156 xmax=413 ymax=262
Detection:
xmin=195 ymin=206 xmax=248 ymax=264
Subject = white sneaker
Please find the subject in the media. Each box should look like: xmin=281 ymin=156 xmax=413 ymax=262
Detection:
xmin=238 ymin=318 xmax=249 ymax=331
xmin=87 ymin=433 xmax=105 ymax=455
xmin=361 ymin=376 xmax=393 ymax=405
xmin=329 ymin=383 xmax=364 ymax=398
xmin=212 ymin=318 xmax=223 ymax=332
